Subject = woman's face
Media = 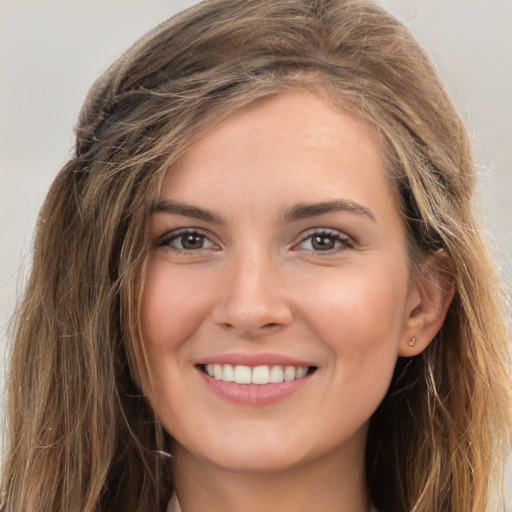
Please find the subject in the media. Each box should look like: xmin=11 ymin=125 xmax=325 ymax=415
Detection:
xmin=140 ymin=92 xmax=421 ymax=473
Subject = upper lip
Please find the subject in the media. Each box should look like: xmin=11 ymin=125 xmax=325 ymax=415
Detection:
xmin=195 ymin=352 xmax=316 ymax=368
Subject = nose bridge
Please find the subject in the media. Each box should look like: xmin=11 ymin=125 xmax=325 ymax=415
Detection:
xmin=212 ymin=243 xmax=291 ymax=334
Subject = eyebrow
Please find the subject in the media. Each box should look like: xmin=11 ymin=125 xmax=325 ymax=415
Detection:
xmin=151 ymin=198 xmax=376 ymax=224
xmin=282 ymin=200 xmax=376 ymax=223
xmin=151 ymin=200 xmax=226 ymax=224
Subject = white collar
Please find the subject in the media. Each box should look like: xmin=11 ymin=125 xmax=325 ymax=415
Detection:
xmin=166 ymin=493 xmax=181 ymax=512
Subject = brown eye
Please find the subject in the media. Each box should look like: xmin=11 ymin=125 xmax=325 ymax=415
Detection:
xmin=311 ymin=235 xmax=336 ymax=251
xmin=180 ymin=233 xmax=205 ymax=249
xmin=160 ymin=229 xmax=216 ymax=252
xmin=297 ymin=229 xmax=354 ymax=253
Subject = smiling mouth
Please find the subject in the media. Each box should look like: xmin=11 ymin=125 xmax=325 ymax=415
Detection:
xmin=200 ymin=364 xmax=317 ymax=385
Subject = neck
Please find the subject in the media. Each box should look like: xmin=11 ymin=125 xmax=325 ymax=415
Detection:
xmin=171 ymin=435 xmax=372 ymax=512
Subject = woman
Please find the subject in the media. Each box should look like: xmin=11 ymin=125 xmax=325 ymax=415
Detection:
xmin=1 ymin=1 xmax=510 ymax=511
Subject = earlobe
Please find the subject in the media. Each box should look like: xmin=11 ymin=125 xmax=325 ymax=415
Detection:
xmin=398 ymin=250 xmax=454 ymax=357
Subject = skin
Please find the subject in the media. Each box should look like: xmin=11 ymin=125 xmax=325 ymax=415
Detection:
xmin=140 ymin=92 xmax=448 ymax=512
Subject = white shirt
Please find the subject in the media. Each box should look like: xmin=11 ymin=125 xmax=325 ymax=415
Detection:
xmin=167 ymin=493 xmax=181 ymax=512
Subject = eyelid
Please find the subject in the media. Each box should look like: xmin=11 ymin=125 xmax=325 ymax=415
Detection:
xmin=156 ymin=226 xmax=355 ymax=254
xmin=293 ymin=228 xmax=355 ymax=252
xmin=158 ymin=227 xmax=220 ymax=251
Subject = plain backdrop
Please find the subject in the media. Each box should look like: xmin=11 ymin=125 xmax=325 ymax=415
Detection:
xmin=1 ymin=0 xmax=510 ymax=506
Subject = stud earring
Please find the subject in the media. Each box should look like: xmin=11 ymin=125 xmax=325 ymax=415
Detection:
xmin=408 ymin=337 xmax=417 ymax=347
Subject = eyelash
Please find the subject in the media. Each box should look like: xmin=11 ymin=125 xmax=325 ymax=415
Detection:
xmin=158 ymin=228 xmax=355 ymax=255
xmin=158 ymin=228 xmax=217 ymax=254
xmin=294 ymin=228 xmax=355 ymax=253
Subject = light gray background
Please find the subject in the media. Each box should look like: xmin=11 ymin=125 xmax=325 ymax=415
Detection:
xmin=1 ymin=0 xmax=510 ymax=507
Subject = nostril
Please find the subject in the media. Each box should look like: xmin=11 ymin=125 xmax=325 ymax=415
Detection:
xmin=211 ymin=296 xmax=293 ymax=334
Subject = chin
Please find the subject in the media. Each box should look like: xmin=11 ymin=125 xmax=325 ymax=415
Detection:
xmin=204 ymin=447 xmax=305 ymax=474
xmin=177 ymin=429 xmax=310 ymax=474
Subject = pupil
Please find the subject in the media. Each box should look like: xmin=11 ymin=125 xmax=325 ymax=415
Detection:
xmin=182 ymin=234 xmax=203 ymax=249
xmin=312 ymin=235 xmax=334 ymax=251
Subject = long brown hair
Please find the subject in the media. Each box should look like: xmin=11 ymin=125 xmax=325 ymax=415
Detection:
xmin=2 ymin=1 xmax=510 ymax=511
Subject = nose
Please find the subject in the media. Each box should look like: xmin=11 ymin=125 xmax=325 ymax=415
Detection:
xmin=211 ymin=250 xmax=293 ymax=337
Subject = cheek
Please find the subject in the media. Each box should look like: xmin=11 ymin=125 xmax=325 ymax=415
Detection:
xmin=140 ymin=258 xmax=209 ymax=352
xmin=310 ymin=274 xmax=406 ymax=426
xmin=306 ymin=267 xmax=406 ymax=331
xmin=300 ymin=266 xmax=408 ymax=377
xmin=138 ymin=262 xmax=204 ymax=424
xmin=138 ymin=259 xmax=210 ymax=408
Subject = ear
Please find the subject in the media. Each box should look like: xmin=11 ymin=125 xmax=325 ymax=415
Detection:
xmin=398 ymin=250 xmax=454 ymax=357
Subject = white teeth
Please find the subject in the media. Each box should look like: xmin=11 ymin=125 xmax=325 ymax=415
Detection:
xmin=213 ymin=363 xmax=223 ymax=380
xmin=252 ymin=365 xmax=270 ymax=384
xmin=269 ymin=365 xmax=284 ymax=383
xmin=295 ymin=366 xmax=308 ymax=379
xmin=204 ymin=364 xmax=311 ymax=384
xmin=283 ymin=365 xmax=296 ymax=381
xmin=234 ymin=365 xmax=252 ymax=384
xmin=222 ymin=364 xmax=235 ymax=382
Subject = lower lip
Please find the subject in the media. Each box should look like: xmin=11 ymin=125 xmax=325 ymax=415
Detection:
xmin=198 ymin=369 xmax=313 ymax=406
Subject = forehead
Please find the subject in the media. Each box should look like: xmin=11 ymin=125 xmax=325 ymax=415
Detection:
xmin=160 ymin=92 xmax=389 ymax=205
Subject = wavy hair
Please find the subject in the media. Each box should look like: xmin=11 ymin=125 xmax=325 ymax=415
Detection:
xmin=2 ymin=1 xmax=510 ymax=511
